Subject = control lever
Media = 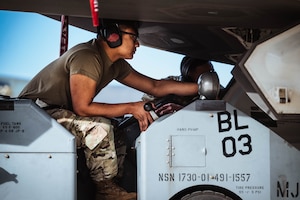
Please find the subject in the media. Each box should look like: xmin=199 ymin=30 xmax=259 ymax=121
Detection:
xmin=144 ymin=102 xmax=159 ymax=120
xmin=143 ymin=102 xmax=154 ymax=111
xmin=118 ymin=99 xmax=164 ymax=130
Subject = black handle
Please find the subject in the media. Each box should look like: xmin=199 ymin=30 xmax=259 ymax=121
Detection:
xmin=144 ymin=102 xmax=154 ymax=111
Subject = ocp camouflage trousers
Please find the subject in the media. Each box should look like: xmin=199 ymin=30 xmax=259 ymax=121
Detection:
xmin=45 ymin=108 xmax=121 ymax=182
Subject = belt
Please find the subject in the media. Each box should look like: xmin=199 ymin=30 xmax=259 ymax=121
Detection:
xmin=35 ymin=98 xmax=64 ymax=110
xmin=42 ymin=104 xmax=63 ymax=110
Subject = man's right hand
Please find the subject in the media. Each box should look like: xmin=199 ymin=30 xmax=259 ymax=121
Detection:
xmin=131 ymin=101 xmax=154 ymax=132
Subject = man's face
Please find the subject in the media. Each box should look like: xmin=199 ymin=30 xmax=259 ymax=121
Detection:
xmin=118 ymin=26 xmax=139 ymax=59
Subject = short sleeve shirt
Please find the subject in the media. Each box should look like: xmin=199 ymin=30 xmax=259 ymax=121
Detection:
xmin=19 ymin=39 xmax=133 ymax=110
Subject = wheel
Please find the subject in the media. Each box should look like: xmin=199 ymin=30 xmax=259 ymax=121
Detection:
xmin=181 ymin=190 xmax=233 ymax=200
xmin=170 ymin=185 xmax=242 ymax=200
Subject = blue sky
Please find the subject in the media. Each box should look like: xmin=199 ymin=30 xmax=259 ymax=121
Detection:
xmin=0 ymin=10 xmax=233 ymax=87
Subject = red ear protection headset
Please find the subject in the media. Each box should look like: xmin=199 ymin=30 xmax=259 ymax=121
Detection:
xmin=98 ymin=19 xmax=122 ymax=48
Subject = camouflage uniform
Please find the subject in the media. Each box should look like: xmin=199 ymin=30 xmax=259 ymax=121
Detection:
xmin=46 ymin=108 xmax=122 ymax=182
xmin=18 ymin=37 xmax=138 ymax=199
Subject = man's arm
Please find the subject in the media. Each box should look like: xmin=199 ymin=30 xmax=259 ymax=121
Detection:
xmin=119 ymin=69 xmax=198 ymax=97
xmin=70 ymin=73 xmax=153 ymax=131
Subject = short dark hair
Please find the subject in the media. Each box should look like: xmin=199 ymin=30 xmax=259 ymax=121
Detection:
xmin=97 ymin=18 xmax=140 ymax=36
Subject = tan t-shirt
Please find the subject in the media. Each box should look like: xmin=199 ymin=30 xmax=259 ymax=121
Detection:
xmin=19 ymin=39 xmax=132 ymax=110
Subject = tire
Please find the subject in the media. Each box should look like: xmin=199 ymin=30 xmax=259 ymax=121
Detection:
xmin=170 ymin=185 xmax=242 ymax=200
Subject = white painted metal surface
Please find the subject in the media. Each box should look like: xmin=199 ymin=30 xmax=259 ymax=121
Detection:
xmin=0 ymin=98 xmax=76 ymax=200
xmin=136 ymin=100 xmax=300 ymax=199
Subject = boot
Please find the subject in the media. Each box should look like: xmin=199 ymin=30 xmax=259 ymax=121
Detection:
xmin=94 ymin=179 xmax=137 ymax=200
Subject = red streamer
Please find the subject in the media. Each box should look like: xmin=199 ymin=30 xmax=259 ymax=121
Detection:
xmin=89 ymin=0 xmax=99 ymax=27
xmin=60 ymin=15 xmax=69 ymax=56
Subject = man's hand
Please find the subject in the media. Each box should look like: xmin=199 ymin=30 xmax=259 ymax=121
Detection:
xmin=132 ymin=101 xmax=154 ymax=132
xmin=154 ymin=103 xmax=183 ymax=116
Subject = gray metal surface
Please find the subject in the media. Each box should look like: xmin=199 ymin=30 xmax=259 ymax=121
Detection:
xmin=136 ymin=100 xmax=300 ymax=200
xmin=1 ymin=0 xmax=300 ymax=64
xmin=0 ymin=98 xmax=76 ymax=200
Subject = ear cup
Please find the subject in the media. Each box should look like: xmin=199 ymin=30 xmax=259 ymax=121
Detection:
xmin=100 ymin=24 xmax=122 ymax=48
